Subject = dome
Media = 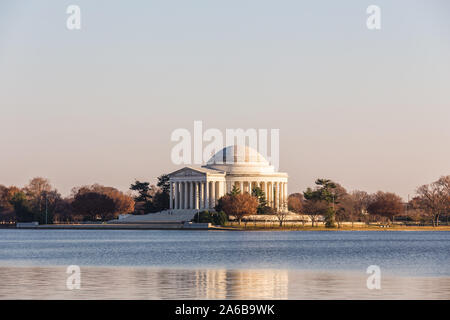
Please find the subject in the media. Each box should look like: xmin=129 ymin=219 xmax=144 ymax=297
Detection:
xmin=203 ymin=145 xmax=275 ymax=174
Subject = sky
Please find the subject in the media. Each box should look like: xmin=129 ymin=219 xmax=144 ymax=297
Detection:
xmin=0 ymin=0 xmax=449 ymax=200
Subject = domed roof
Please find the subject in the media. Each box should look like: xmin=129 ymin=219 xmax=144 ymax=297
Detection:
xmin=204 ymin=145 xmax=275 ymax=174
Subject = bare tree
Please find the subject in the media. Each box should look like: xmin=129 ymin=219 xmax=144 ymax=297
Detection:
xmin=288 ymin=193 xmax=303 ymax=213
xmin=302 ymin=199 xmax=328 ymax=227
xmin=416 ymin=176 xmax=450 ymax=227
xmin=24 ymin=177 xmax=53 ymax=213
xmin=275 ymin=200 xmax=289 ymax=227
xmin=337 ymin=190 xmax=370 ymax=228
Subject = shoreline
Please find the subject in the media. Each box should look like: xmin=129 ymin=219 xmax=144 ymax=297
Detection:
xmin=3 ymin=224 xmax=450 ymax=231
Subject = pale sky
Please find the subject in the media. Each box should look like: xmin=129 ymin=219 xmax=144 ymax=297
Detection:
xmin=0 ymin=1 xmax=449 ymax=200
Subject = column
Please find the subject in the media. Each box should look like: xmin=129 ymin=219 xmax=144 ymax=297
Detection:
xmin=194 ymin=182 xmax=199 ymax=209
xmin=169 ymin=182 xmax=173 ymax=210
xmin=273 ymin=181 xmax=278 ymax=209
xmin=279 ymin=182 xmax=282 ymax=211
xmin=219 ymin=181 xmax=223 ymax=198
xmin=240 ymin=181 xmax=244 ymax=194
xmin=184 ymin=182 xmax=188 ymax=209
xmin=199 ymin=182 xmax=203 ymax=209
xmin=271 ymin=182 xmax=274 ymax=208
xmin=205 ymin=181 xmax=209 ymax=209
xmin=284 ymin=182 xmax=288 ymax=210
xmin=175 ymin=182 xmax=179 ymax=209
xmin=219 ymin=181 xmax=224 ymax=198
xmin=189 ymin=181 xmax=195 ymax=209
xmin=210 ymin=181 xmax=216 ymax=208
xmin=276 ymin=182 xmax=280 ymax=211
xmin=227 ymin=181 xmax=231 ymax=194
xmin=179 ymin=182 xmax=182 ymax=209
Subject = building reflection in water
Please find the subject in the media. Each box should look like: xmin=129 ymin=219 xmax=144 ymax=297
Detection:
xmin=0 ymin=266 xmax=449 ymax=299
xmin=192 ymin=269 xmax=288 ymax=299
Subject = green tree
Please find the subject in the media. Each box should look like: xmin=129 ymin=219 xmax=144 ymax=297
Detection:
xmin=304 ymin=179 xmax=345 ymax=228
xmin=192 ymin=210 xmax=228 ymax=226
xmin=251 ymin=187 xmax=267 ymax=213
xmin=157 ymin=174 xmax=170 ymax=194
xmin=130 ymin=180 xmax=152 ymax=202
xmin=230 ymin=185 xmax=241 ymax=196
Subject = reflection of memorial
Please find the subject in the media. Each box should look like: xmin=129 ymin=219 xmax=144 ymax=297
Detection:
xmin=194 ymin=269 xmax=228 ymax=299
xmin=224 ymin=270 xmax=289 ymax=299
xmin=150 ymin=269 xmax=289 ymax=299
xmin=159 ymin=269 xmax=289 ymax=299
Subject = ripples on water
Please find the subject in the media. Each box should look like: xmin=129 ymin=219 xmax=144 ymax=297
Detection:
xmin=0 ymin=230 xmax=449 ymax=299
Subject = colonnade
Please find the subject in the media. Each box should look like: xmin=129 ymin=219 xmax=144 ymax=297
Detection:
xmin=169 ymin=180 xmax=288 ymax=211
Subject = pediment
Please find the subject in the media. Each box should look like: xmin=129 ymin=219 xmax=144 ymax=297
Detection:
xmin=169 ymin=167 xmax=207 ymax=178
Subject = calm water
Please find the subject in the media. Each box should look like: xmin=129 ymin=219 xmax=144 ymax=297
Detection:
xmin=0 ymin=230 xmax=449 ymax=299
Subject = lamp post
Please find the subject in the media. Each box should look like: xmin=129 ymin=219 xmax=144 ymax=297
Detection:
xmin=45 ymin=192 xmax=48 ymax=225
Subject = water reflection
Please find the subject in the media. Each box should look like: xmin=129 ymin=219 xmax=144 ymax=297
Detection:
xmin=0 ymin=266 xmax=449 ymax=299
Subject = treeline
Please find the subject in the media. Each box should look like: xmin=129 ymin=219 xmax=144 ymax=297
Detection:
xmin=0 ymin=177 xmax=135 ymax=223
xmin=287 ymin=176 xmax=450 ymax=227
xmin=1 ymin=174 xmax=448 ymax=227
xmin=0 ymin=175 xmax=173 ymax=224
xmin=207 ymin=175 xmax=449 ymax=227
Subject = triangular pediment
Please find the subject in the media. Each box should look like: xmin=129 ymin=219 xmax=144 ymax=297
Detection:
xmin=169 ymin=167 xmax=207 ymax=178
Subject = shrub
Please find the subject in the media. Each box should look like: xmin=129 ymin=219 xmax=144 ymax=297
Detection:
xmin=191 ymin=210 xmax=228 ymax=226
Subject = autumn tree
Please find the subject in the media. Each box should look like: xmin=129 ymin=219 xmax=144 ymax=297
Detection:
xmin=367 ymin=191 xmax=404 ymax=224
xmin=220 ymin=193 xmax=258 ymax=225
xmin=415 ymin=176 xmax=450 ymax=227
xmin=407 ymin=196 xmax=431 ymax=224
xmin=72 ymin=184 xmax=135 ymax=220
xmin=72 ymin=191 xmax=116 ymax=221
xmin=21 ymin=178 xmax=62 ymax=224
xmin=0 ymin=185 xmax=20 ymax=217
xmin=24 ymin=177 xmax=52 ymax=213
xmin=52 ymin=198 xmax=79 ymax=223
xmin=288 ymin=193 xmax=303 ymax=213
xmin=88 ymin=184 xmax=135 ymax=215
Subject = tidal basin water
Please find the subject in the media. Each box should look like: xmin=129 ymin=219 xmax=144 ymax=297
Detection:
xmin=0 ymin=230 xmax=449 ymax=299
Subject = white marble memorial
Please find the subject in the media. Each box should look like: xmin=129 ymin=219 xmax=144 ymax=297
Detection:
xmin=168 ymin=145 xmax=288 ymax=214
